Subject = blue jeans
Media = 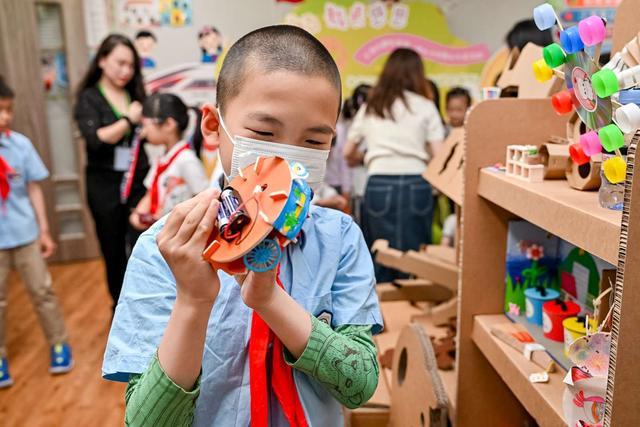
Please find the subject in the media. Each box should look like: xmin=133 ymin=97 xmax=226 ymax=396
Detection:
xmin=363 ymin=175 xmax=433 ymax=283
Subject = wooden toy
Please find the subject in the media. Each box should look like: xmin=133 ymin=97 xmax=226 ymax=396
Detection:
xmin=533 ymin=4 xmax=640 ymax=187
xmin=505 ymin=145 xmax=545 ymax=182
xmin=202 ymin=156 xmax=312 ymax=275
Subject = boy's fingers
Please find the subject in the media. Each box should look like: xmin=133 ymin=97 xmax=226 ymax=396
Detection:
xmin=189 ymin=198 xmax=220 ymax=247
xmin=174 ymin=190 xmax=220 ymax=245
xmin=161 ymin=190 xmax=216 ymax=241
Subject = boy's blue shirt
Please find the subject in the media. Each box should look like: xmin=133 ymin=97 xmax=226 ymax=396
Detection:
xmin=103 ymin=205 xmax=383 ymax=427
xmin=0 ymin=131 xmax=49 ymax=250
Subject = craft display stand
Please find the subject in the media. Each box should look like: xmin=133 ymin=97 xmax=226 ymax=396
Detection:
xmin=455 ymin=94 xmax=637 ymax=425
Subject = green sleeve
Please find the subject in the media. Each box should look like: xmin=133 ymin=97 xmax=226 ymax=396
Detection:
xmin=284 ymin=315 xmax=379 ymax=409
xmin=124 ymin=354 xmax=200 ymax=427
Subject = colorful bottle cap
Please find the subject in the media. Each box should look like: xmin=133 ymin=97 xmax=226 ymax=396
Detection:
xmin=598 ymin=124 xmax=625 ymax=152
xmin=603 ymin=156 xmax=626 ymax=184
xmin=615 ymin=102 xmax=640 ymax=133
xmin=551 ymin=90 xmax=574 ymax=115
xmin=543 ymin=43 xmax=566 ymax=68
xmin=619 ymin=89 xmax=640 ymax=105
xmin=569 ymin=143 xmax=590 ymax=165
xmin=592 ymin=68 xmax=620 ymax=98
xmin=560 ymin=26 xmax=585 ymax=54
xmin=533 ymin=59 xmax=554 ymax=82
xmin=534 ymin=3 xmax=557 ymax=30
xmin=579 ymin=131 xmax=602 ymax=156
xmin=578 ymin=16 xmax=606 ymax=46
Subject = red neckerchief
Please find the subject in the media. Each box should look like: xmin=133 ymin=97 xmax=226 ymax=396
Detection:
xmin=120 ymin=129 xmax=142 ymax=204
xmin=249 ymin=265 xmax=308 ymax=427
xmin=149 ymin=143 xmax=190 ymax=216
xmin=0 ymin=131 xmax=14 ymax=209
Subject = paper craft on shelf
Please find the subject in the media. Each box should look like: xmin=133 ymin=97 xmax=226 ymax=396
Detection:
xmin=506 ymin=145 xmax=545 ymax=183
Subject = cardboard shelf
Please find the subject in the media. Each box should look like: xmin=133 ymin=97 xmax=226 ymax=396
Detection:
xmin=477 ymin=168 xmax=621 ymax=264
xmin=472 ymin=314 xmax=566 ymax=427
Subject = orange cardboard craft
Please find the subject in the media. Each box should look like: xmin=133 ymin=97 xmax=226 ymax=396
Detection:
xmin=497 ymin=43 xmax=563 ymax=99
xmin=423 ymin=127 xmax=464 ymax=206
xmin=390 ymin=324 xmax=449 ymax=427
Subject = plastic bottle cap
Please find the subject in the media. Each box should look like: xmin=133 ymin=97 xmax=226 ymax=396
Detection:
xmin=551 ymin=90 xmax=574 ymax=115
xmin=579 ymin=131 xmax=602 ymax=156
xmin=619 ymin=89 xmax=640 ymax=105
xmin=533 ymin=59 xmax=554 ymax=82
xmin=592 ymin=68 xmax=620 ymax=98
xmin=615 ymin=103 xmax=640 ymax=133
xmin=560 ymin=26 xmax=585 ymax=54
xmin=543 ymin=43 xmax=566 ymax=68
xmin=578 ymin=16 xmax=606 ymax=46
xmin=603 ymin=156 xmax=626 ymax=184
xmin=598 ymin=124 xmax=625 ymax=152
xmin=569 ymin=143 xmax=591 ymax=165
xmin=534 ymin=3 xmax=557 ymax=30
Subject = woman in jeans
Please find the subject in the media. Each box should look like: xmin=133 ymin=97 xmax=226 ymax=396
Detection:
xmin=344 ymin=48 xmax=444 ymax=283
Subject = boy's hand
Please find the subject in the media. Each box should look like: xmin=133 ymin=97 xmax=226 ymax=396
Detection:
xmin=157 ymin=190 xmax=221 ymax=306
xmin=40 ymin=231 xmax=56 ymax=258
xmin=236 ymin=269 xmax=278 ymax=311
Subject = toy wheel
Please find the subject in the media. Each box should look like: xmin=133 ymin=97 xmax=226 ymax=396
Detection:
xmin=578 ymin=16 xmax=606 ymax=46
xmin=534 ymin=3 xmax=556 ymax=30
xmin=615 ymin=102 xmax=640 ymax=134
xmin=579 ymin=131 xmax=602 ymax=156
xmin=551 ymin=90 xmax=574 ymax=115
xmin=533 ymin=59 xmax=554 ymax=82
xmin=543 ymin=43 xmax=566 ymax=68
xmin=569 ymin=143 xmax=591 ymax=165
xmin=243 ymin=238 xmax=282 ymax=272
xmin=592 ymin=68 xmax=620 ymax=98
xmin=560 ymin=27 xmax=585 ymax=54
xmin=598 ymin=124 xmax=625 ymax=152
xmin=603 ymin=156 xmax=626 ymax=184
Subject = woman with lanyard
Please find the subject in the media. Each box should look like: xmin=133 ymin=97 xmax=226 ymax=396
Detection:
xmin=74 ymin=34 xmax=149 ymax=310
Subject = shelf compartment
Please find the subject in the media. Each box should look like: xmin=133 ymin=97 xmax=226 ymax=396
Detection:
xmin=472 ymin=314 xmax=566 ymax=427
xmin=477 ymin=168 xmax=621 ymax=264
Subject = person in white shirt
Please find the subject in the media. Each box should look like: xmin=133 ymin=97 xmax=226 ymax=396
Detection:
xmin=344 ymin=48 xmax=445 ymax=283
xmin=130 ymin=93 xmax=208 ymax=230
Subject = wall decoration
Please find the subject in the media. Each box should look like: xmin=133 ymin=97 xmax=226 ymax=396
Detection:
xmin=198 ymin=26 xmax=224 ymax=65
xmin=284 ymin=0 xmax=490 ymax=104
xmin=118 ymin=0 xmax=192 ymax=28
xmin=134 ymin=30 xmax=158 ymax=69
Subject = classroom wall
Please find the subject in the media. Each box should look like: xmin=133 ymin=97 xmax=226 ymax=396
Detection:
xmin=111 ymin=0 xmax=542 ymax=71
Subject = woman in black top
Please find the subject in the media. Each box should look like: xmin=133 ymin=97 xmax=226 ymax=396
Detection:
xmin=74 ymin=34 xmax=149 ymax=309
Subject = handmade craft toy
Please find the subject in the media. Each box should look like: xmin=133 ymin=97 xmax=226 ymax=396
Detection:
xmin=202 ymin=156 xmax=312 ymax=274
xmin=532 ymin=3 xmax=640 ymax=185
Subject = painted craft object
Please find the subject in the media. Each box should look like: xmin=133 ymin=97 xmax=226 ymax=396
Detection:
xmin=203 ymin=156 xmax=313 ymax=274
xmin=532 ymin=4 xmax=640 ymax=191
xmin=563 ymin=332 xmax=611 ymax=427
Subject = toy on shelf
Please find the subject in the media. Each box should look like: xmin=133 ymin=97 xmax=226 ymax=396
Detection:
xmin=505 ymin=145 xmax=545 ymax=182
xmin=532 ymin=4 xmax=640 ymax=191
xmin=542 ymin=299 xmax=580 ymax=342
xmin=202 ymin=156 xmax=312 ymax=275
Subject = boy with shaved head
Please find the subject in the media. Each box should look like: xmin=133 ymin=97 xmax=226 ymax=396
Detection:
xmin=103 ymin=25 xmax=382 ymax=427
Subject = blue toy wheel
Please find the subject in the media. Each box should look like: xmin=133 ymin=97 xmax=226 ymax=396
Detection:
xmin=244 ymin=238 xmax=282 ymax=272
xmin=560 ymin=26 xmax=585 ymax=54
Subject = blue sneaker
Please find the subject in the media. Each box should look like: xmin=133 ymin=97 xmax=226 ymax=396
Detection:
xmin=50 ymin=343 xmax=73 ymax=374
xmin=0 ymin=358 xmax=13 ymax=388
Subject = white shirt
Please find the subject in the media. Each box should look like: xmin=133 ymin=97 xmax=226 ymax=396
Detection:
xmin=144 ymin=141 xmax=209 ymax=217
xmin=348 ymin=91 xmax=445 ymax=175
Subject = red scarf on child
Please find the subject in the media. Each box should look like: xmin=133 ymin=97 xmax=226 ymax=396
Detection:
xmin=0 ymin=131 xmax=13 ymax=208
xmin=149 ymin=143 xmax=190 ymax=216
xmin=248 ymin=267 xmax=308 ymax=427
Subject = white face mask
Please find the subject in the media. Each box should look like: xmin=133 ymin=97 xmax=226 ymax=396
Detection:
xmin=217 ymin=109 xmax=329 ymax=191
